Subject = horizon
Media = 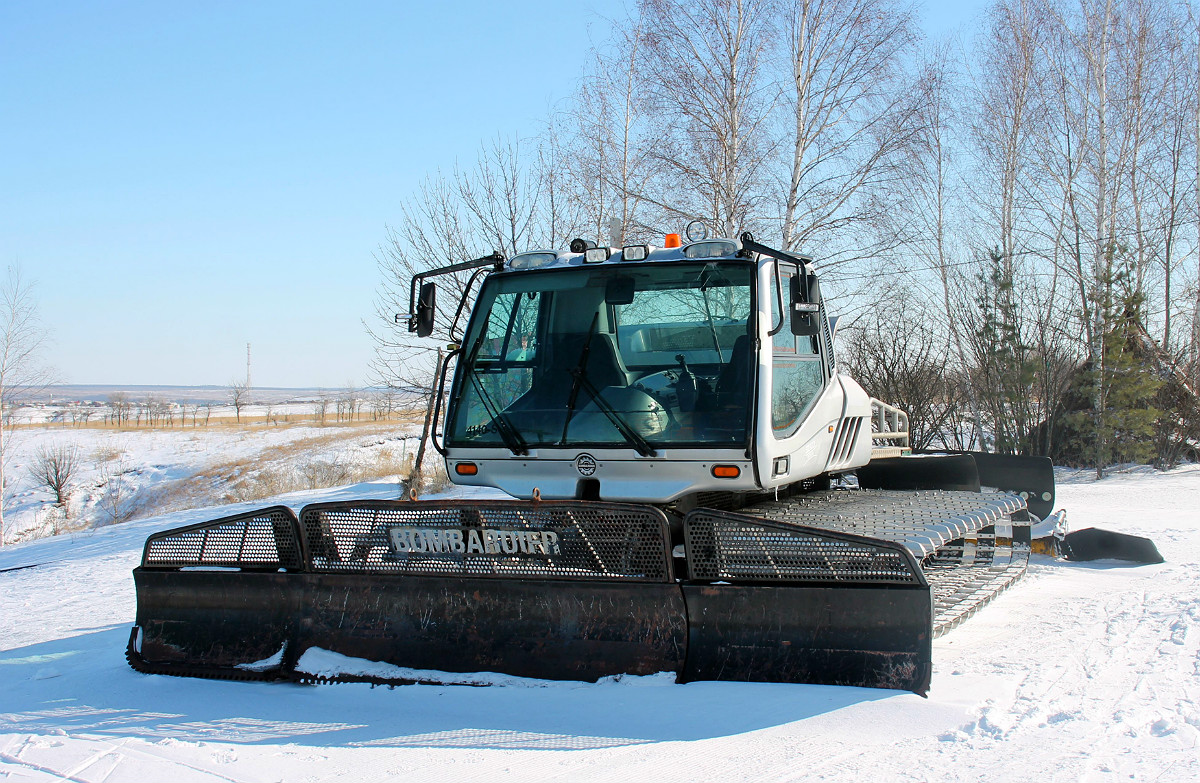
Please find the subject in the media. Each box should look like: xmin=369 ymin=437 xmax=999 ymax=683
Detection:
xmin=27 ymin=382 xmax=426 ymax=407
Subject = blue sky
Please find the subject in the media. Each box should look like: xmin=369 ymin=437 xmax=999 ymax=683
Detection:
xmin=1 ymin=1 xmax=986 ymax=388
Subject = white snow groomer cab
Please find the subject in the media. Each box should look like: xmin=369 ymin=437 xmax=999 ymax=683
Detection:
xmin=127 ymin=229 xmax=1062 ymax=694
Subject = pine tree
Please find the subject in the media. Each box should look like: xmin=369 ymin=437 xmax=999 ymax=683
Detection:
xmin=970 ymin=250 xmax=1037 ymax=454
xmin=1065 ymin=251 xmax=1162 ymax=471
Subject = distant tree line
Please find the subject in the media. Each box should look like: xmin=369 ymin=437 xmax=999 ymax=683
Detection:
xmin=39 ymin=386 xmax=407 ymax=429
xmin=372 ymin=0 xmax=1200 ymax=476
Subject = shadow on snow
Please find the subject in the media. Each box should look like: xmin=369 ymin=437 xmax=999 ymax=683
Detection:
xmin=0 ymin=626 xmax=903 ymax=751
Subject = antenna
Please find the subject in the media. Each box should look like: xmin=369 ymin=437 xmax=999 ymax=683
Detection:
xmin=246 ymin=343 xmax=252 ymax=389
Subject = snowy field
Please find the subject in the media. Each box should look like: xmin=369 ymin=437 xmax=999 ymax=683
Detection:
xmin=1 ymin=413 xmax=421 ymax=545
xmin=1 ymin=460 xmax=1197 ymax=782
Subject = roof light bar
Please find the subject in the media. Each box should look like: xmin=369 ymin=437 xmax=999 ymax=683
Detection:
xmin=584 ymin=247 xmax=611 ymax=263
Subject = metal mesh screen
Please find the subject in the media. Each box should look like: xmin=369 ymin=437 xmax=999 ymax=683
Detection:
xmin=299 ymin=500 xmax=673 ymax=582
xmin=685 ymin=509 xmax=923 ymax=585
xmin=142 ymin=506 xmax=302 ymax=569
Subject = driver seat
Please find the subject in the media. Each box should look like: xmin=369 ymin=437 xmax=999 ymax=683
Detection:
xmin=716 ymin=334 xmax=752 ymax=407
xmin=539 ymin=332 xmax=632 ymax=393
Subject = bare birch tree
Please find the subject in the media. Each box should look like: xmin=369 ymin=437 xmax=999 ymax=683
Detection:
xmin=636 ymin=0 xmax=776 ymax=236
xmin=568 ymin=18 xmax=662 ymax=245
xmin=973 ymin=0 xmax=1047 ymax=281
xmin=0 ymin=266 xmax=52 ymax=546
xmin=894 ymin=44 xmax=989 ymax=448
xmin=776 ymin=0 xmax=923 ymax=262
xmin=1192 ymin=7 xmax=1200 ymax=374
xmin=1148 ymin=18 xmax=1195 ymax=354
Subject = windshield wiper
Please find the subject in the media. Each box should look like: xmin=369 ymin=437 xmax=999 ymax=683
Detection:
xmin=560 ymin=313 xmax=656 ymax=457
xmin=460 ymin=323 xmax=528 ymax=456
xmin=571 ymin=373 xmax=657 ymax=457
xmin=560 ymin=313 xmax=599 ymax=444
xmin=468 ymin=374 xmax=528 ymax=456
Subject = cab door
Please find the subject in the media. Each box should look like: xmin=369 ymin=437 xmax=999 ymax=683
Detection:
xmin=756 ymin=262 xmax=841 ymax=487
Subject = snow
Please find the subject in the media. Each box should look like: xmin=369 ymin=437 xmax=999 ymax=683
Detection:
xmin=2 ymin=455 xmax=1198 ymax=781
xmin=1 ymin=418 xmax=423 ymax=544
xmin=292 ymin=648 xmax=667 ymax=689
xmin=236 ymin=645 xmax=288 ymax=673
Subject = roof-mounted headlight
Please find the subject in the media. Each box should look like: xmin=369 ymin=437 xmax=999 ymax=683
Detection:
xmin=584 ymin=247 xmax=611 ymax=263
xmin=621 ymin=245 xmax=649 ymax=262
xmin=683 ymin=241 xmax=737 ymax=259
xmin=685 ymin=220 xmax=709 ymax=242
xmin=508 ymin=252 xmax=558 ymax=270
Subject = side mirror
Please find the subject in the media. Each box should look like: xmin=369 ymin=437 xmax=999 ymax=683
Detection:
xmin=790 ymin=273 xmax=821 ymax=336
xmin=414 ymin=282 xmax=437 ymax=338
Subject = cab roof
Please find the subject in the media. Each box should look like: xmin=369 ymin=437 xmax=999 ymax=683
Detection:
xmin=504 ymin=238 xmax=813 ymax=273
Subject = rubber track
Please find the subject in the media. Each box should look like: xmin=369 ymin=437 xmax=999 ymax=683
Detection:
xmin=927 ymin=535 xmax=1031 ymax=637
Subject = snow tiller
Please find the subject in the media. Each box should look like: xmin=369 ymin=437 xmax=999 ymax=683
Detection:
xmin=129 ymin=230 xmax=1063 ymax=694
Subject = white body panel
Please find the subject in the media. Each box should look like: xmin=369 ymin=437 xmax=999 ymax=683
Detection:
xmin=446 ymin=447 xmax=756 ymax=503
xmin=750 ymin=257 xmax=873 ymax=490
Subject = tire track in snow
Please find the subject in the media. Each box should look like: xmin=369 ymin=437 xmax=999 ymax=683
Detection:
xmin=0 ymin=733 xmax=261 ymax=783
xmin=795 ymin=547 xmax=1200 ymax=783
xmin=0 ymin=749 xmax=92 ymax=783
xmin=54 ymin=738 xmax=142 ymax=783
xmin=930 ymin=558 xmax=1200 ymax=781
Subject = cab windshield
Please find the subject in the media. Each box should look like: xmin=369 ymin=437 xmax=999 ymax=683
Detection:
xmin=447 ymin=261 xmax=755 ymax=451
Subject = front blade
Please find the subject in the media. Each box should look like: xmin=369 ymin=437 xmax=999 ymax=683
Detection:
xmin=130 ymin=500 xmax=687 ymax=683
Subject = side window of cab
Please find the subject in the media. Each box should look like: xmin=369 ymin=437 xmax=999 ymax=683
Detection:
xmin=770 ymin=265 xmax=825 ymax=437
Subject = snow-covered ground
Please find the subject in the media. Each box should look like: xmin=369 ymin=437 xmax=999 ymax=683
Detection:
xmin=1 ymin=463 xmax=1197 ymax=782
xmin=2 ymin=418 xmax=421 ymax=545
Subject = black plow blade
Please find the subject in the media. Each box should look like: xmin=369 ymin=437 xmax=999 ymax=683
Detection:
xmin=681 ymin=508 xmax=932 ymax=694
xmin=857 ymin=454 xmax=980 ymax=493
xmin=128 ymin=499 xmax=935 ymax=694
